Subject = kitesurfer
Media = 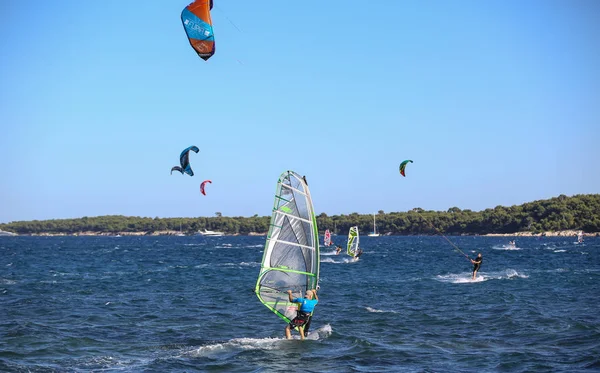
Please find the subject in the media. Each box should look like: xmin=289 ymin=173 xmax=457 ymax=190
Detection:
xmin=470 ymin=253 xmax=483 ymax=280
xmin=285 ymin=289 xmax=318 ymax=340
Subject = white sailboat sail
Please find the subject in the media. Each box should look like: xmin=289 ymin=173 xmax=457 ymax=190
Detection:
xmin=368 ymin=214 xmax=380 ymax=237
xmin=255 ymin=171 xmax=320 ymax=324
xmin=347 ymin=226 xmax=359 ymax=257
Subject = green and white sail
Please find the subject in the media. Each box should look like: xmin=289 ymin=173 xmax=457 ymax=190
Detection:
xmin=347 ymin=226 xmax=359 ymax=257
xmin=255 ymin=171 xmax=320 ymax=324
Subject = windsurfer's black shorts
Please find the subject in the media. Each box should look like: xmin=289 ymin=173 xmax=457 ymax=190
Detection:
xmin=289 ymin=312 xmax=311 ymax=329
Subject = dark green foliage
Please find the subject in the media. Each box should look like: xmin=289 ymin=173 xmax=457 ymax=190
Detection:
xmin=1 ymin=194 xmax=598 ymax=235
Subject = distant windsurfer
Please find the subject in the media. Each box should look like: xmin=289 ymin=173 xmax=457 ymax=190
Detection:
xmin=285 ymin=289 xmax=318 ymax=340
xmin=470 ymin=253 xmax=483 ymax=280
xmin=354 ymin=248 xmax=363 ymax=260
xmin=335 ymin=245 xmax=342 ymax=255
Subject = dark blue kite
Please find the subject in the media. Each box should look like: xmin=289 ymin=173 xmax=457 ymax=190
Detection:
xmin=171 ymin=145 xmax=200 ymax=176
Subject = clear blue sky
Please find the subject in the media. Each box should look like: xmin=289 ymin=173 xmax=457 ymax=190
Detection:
xmin=1 ymin=0 xmax=599 ymax=223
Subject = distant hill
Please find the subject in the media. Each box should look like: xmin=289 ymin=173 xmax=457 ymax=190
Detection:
xmin=1 ymin=194 xmax=598 ymax=236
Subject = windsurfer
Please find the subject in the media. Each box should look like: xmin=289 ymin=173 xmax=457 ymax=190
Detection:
xmin=285 ymin=289 xmax=318 ymax=340
xmin=470 ymin=253 xmax=483 ymax=280
xmin=335 ymin=245 xmax=342 ymax=255
xmin=354 ymin=248 xmax=363 ymax=260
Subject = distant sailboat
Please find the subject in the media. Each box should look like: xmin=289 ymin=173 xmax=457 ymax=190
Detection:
xmin=368 ymin=214 xmax=380 ymax=237
xmin=176 ymin=223 xmax=185 ymax=236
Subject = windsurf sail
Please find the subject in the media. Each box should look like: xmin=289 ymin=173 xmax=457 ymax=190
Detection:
xmin=347 ymin=226 xmax=359 ymax=257
xmin=324 ymin=229 xmax=331 ymax=246
xmin=255 ymin=171 xmax=320 ymax=325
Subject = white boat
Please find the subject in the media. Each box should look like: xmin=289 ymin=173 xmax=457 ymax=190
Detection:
xmin=367 ymin=214 xmax=380 ymax=237
xmin=198 ymin=229 xmax=224 ymax=237
xmin=175 ymin=223 xmax=185 ymax=236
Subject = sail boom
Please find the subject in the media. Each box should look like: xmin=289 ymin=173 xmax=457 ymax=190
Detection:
xmin=272 ymin=209 xmax=313 ymax=225
xmin=269 ymin=239 xmax=316 ymax=252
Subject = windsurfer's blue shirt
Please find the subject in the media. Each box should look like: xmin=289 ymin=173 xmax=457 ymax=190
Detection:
xmin=292 ymin=298 xmax=318 ymax=313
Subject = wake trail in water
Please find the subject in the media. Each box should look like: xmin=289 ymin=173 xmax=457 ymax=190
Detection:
xmin=492 ymin=245 xmax=522 ymax=251
xmin=365 ymin=306 xmax=398 ymax=314
xmin=435 ymin=269 xmax=528 ymax=284
xmin=322 ymin=258 xmax=359 ymax=264
xmin=185 ymin=325 xmax=333 ymax=357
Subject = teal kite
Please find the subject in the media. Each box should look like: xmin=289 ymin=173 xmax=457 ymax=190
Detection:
xmin=171 ymin=145 xmax=200 ymax=176
xmin=399 ymin=160 xmax=413 ymax=177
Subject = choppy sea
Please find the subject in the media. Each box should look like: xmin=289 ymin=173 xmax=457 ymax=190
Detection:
xmin=1 ymin=235 xmax=599 ymax=372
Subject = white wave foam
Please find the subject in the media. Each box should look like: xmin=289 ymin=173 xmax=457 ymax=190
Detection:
xmin=322 ymin=257 xmax=358 ymax=264
xmin=503 ymin=269 xmax=527 ymax=279
xmin=365 ymin=306 xmax=398 ymax=314
xmin=220 ymin=262 xmax=260 ymax=267
xmin=435 ymin=269 xmax=528 ymax=284
xmin=306 ymin=324 xmax=332 ymax=339
xmin=190 ymin=338 xmax=281 ymax=356
xmin=239 ymin=262 xmax=260 ymax=267
xmin=78 ymin=355 xmax=140 ymax=369
xmin=435 ymin=273 xmax=486 ymax=283
xmin=549 ymin=268 xmax=569 ymax=273
xmin=492 ymin=245 xmax=521 ymax=251
xmin=188 ymin=325 xmax=332 ymax=356
xmin=554 ymin=249 xmax=567 ymax=253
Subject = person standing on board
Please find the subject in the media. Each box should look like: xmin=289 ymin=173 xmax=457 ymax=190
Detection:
xmin=471 ymin=253 xmax=483 ymax=280
xmin=353 ymin=248 xmax=363 ymax=261
xmin=335 ymin=245 xmax=342 ymax=255
xmin=285 ymin=289 xmax=318 ymax=340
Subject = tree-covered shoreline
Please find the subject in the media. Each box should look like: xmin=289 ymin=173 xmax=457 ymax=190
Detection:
xmin=1 ymin=194 xmax=598 ymax=236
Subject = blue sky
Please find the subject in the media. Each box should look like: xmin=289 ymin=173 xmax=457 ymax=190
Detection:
xmin=1 ymin=0 xmax=599 ymax=223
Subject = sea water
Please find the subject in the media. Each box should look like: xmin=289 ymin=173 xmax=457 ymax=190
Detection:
xmin=1 ymin=235 xmax=599 ymax=372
